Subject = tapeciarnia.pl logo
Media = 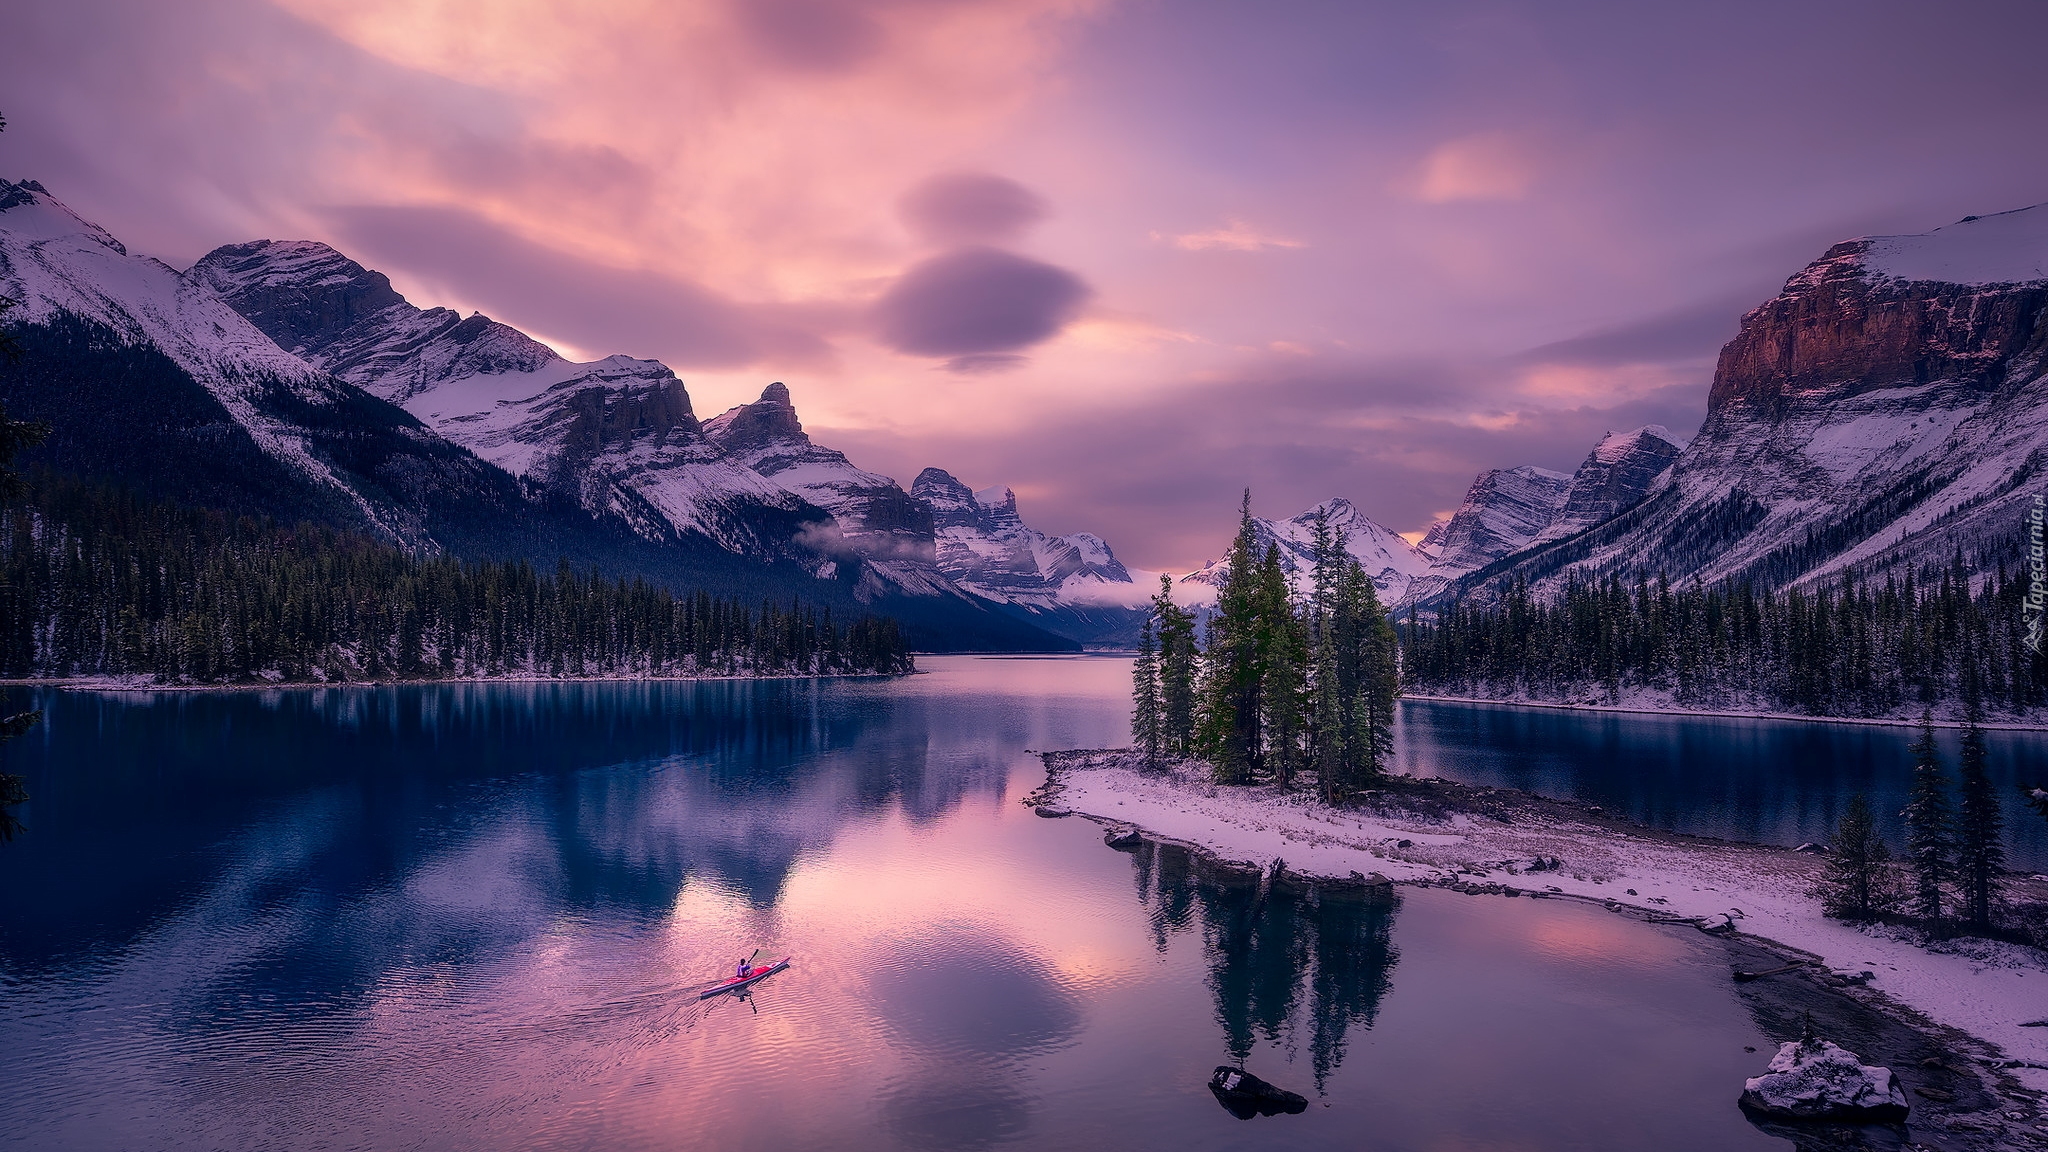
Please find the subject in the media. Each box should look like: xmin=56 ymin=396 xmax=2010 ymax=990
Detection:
xmin=2028 ymin=494 xmax=2046 ymax=656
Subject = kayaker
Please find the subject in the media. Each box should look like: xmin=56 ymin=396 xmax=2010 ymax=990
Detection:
xmin=735 ymin=957 xmax=751 ymax=979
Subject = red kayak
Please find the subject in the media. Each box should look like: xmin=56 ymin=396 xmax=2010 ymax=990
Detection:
xmin=699 ymin=957 xmax=790 ymax=999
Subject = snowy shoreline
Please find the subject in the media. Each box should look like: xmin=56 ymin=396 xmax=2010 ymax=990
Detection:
xmin=1404 ymin=693 xmax=2048 ymax=732
xmin=1036 ymin=749 xmax=2048 ymax=1142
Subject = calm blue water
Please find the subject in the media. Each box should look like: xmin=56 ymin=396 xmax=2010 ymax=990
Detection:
xmin=0 ymin=656 xmax=2034 ymax=1149
xmin=1398 ymin=699 xmax=2048 ymax=872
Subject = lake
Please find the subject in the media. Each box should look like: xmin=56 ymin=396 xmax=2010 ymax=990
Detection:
xmin=0 ymin=656 xmax=2039 ymax=1150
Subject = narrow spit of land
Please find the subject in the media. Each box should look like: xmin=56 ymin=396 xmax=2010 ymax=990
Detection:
xmin=1405 ymin=693 xmax=2048 ymax=732
xmin=1034 ymin=749 xmax=2048 ymax=1152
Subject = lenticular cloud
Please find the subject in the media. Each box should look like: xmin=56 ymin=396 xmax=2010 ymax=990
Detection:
xmin=874 ymin=246 xmax=1089 ymax=359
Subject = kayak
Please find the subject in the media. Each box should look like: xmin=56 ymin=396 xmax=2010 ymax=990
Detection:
xmin=699 ymin=957 xmax=790 ymax=999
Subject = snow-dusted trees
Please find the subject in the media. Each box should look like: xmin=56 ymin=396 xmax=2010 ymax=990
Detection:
xmin=1403 ymin=565 xmax=2043 ymax=721
xmin=1162 ymin=498 xmax=1400 ymax=801
xmin=1156 ymin=576 xmax=1199 ymax=756
xmin=1902 ymin=717 xmax=1956 ymax=923
xmin=1814 ymin=794 xmax=1899 ymax=920
xmin=1954 ymin=716 xmax=2006 ymax=933
xmin=1305 ymin=513 xmax=1397 ymax=804
xmin=0 ymin=475 xmax=915 ymax=684
xmin=1131 ymin=613 xmax=1162 ymax=767
xmin=1199 ymin=494 xmax=1274 ymax=785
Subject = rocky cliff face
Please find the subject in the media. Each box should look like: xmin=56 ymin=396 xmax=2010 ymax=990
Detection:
xmin=911 ymin=467 xmax=1135 ymax=603
xmin=702 ymin=383 xmax=936 ymax=563
xmin=1530 ymin=426 xmax=1684 ymax=545
xmin=1436 ymin=202 xmax=2048 ymax=604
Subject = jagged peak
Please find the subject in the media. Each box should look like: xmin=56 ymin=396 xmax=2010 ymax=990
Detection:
xmin=703 ymin=380 xmax=807 ymax=450
xmin=1590 ymin=424 xmax=1681 ymax=464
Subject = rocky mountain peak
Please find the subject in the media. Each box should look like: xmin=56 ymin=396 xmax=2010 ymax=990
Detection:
xmin=190 ymin=238 xmax=556 ymax=398
xmin=909 ymin=468 xmax=978 ymax=525
xmin=1533 ymin=426 xmax=1684 ymax=544
xmin=704 ymin=381 xmax=807 ymax=452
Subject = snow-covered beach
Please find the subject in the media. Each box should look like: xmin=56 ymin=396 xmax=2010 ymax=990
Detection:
xmin=1037 ymin=749 xmax=2048 ymax=1146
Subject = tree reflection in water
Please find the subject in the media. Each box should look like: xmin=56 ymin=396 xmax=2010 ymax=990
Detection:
xmin=1126 ymin=839 xmax=1400 ymax=1091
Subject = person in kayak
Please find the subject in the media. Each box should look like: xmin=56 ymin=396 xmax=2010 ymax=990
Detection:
xmin=735 ymin=957 xmax=751 ymax=979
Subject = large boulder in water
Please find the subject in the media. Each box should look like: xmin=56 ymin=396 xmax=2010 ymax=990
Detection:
xmin=1739 ymin=1037 xmax=1908 ymax=1122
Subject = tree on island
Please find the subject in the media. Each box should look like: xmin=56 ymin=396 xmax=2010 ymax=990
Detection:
xmin=1155 ymin=575 xmax=1199 ymax=756
xmin=1814 ymin=793 xmax=1900 ymax=920
xmin=1198 ymin=494 xmax=1269 ymax=785
xmin=1901 ymin=716 xmax=1955 ymax=924
xmin=1304 ymin=516 xmax=1398 ymax=803
xmin=1131 ymin=612 xmax=1162 ymax=767
xmin=1168 ymin=497 xmax=1400 ymax=801
xmin=1953 ymin=713 xmax=2005 ymax=933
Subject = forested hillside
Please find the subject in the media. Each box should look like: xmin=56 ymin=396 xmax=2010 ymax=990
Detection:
xmin=0 ymin=475 xmax=914 ymax=684
xmin=1402 ymin=562 xmax=2042 ymax=720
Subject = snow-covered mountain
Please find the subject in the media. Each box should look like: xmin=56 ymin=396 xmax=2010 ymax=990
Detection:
xmin=0 ymin=180 xmax=1101 ymax=651
xmin=1182 ymin=498 xmax=1432 ymax=603
xmin=700 ymin=382 xmax=936 ymax=566
xmin=0 ymin=179 xmax=564 ymax=550
xmin=1398 ymin=426 xmax=1684 ymax=607
xmin=1431 ymin=202 xmax=2048 ymax=605
xmin=1530 ymin=426 xmax=1684 ymax=545
xmin=192 ymin=240 xmax=827 ymax=561
xmin=190 ymin=235 xmax=1134 ymax=642
xmin=911 ymin=467 xmax=1137 ymax=605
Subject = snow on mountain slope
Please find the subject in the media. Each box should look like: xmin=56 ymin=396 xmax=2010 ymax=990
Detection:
xmin=701 ymin=383 xmax=936 ymax=564
xmin=1182 ymin=498 xmax=1430 ymax=602
xmin=1435 ymin=203 xmax=2048 ymax=605
xmin=191 ymin=236 xmax=1143 ymax=639
xmin=1397 ymin=428 xmax=1685 ymax=607
xmin=194 ymin=240 xmax=826 ymax=559
xmin=1427 ymin=466 xmax=1571 ymax=572
xmin=1858 ymin=201 xmax=2048 ymax=286
xmin=0 ymin=181 xmax=407 ymax=534
xmin=910 ymin=467 xmax=1140 ymax=608
xmin=1528 ymin=426 xmax=1684 ymax=545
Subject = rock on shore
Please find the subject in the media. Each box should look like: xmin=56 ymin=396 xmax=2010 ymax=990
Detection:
xmin=1739 ymin=1036 xmax=1909 ymax=1122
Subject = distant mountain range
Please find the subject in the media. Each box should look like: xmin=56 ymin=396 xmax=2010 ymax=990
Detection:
xmin=1183 ymin=202 xmax=2046 ymax=615
xmin=5 ymin=178 xmax=2042 ymax=646
xmin=0 ymin=180 xmax=1151 ymax=651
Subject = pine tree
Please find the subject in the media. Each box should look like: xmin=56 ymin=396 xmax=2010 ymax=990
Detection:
xmin=1307 ymin=512 xmax=1349 ymax=804
xmin=1338 ymin=559 xmax=1398 ymax=793
xmin=1257 ymin=542 xmax=1306 ymax=787
xmin=1200 ymin=492 xmax=1264 ymax=785
xmin=1953 ymin=714 xmax=2005 ymax=933
xmin=1901 ymin=716 xmax=1955 ymax=924
xmin=1154 ymin=575 xmax=1198 ymax=756
xmin=1131 ymin=612 xmax=1162 ymax=767
xmin=1815 ymin=793 xmax=1898 ymax=919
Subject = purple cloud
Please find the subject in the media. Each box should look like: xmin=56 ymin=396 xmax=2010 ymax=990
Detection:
xmin=898 ymin=173 xmax=1049 ymax=245
xmin=873 ymin=246 xmax=1089 ymax=359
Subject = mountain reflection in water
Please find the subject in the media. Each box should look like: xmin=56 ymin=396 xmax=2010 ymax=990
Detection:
xmin=1123 ymin=839 xmax=1399 ymax=1091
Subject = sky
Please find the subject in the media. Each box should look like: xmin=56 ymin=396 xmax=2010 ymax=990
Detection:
xmin=5 ymin=0 xmax=2048 ymax=571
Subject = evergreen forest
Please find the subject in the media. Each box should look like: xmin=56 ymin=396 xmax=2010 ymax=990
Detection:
xmin=0 ymin=474 xmax=915 ymax=685
xmin=1402 ymin=565 xmax=2043 ymax=720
